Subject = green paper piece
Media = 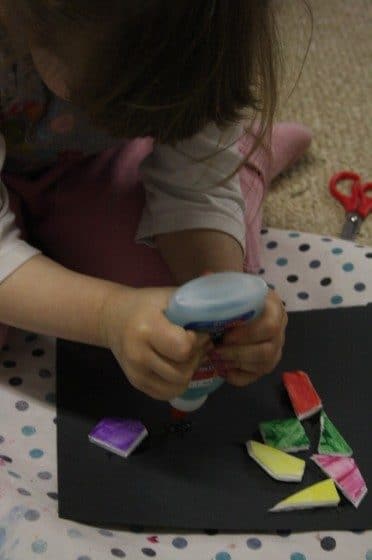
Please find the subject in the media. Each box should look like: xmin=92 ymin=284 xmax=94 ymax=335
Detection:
xmin=318 ymin=411 xmax=353 ymax=457
xmin=259 ymin=417 xmax=310 ymax=452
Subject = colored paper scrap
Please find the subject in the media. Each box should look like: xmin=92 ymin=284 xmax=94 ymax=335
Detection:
xmin=89 ymin=417 xmax=148 ymax=458
xmin=270 ymin=479 xmax=340 ymax=512
xmin=246 ymin=440 xmax=305 ymax=482
xmin=312 ymin=454 xmax=367 ymax=508
xmin=318 ymin=411 xmax=353 ymax=457
xmin=283 ymin=370 xmax=322 ymax=420
xmin=259 ymin=417 xmax=310 ymax=452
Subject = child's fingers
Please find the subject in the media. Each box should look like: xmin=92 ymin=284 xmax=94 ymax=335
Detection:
xmin=129 ymin=342 xmax=212 ymax=400
xmin=149 ymin=314 xmax=211 ymax=363
xmin=221 ymin=337 xmax=284 ymax=362
xmin=225 ymin=369 xmax=262 ymax=387
xmin=129 ymin=368 xmax=187 ymax=401
xmin=128 ymin=344 xmax=208 ymax=400
xmin=223 ymin=292 xmax=287 ymax=345
xmin=216 ymin=339 xmax=283 ymax=375
xmin=186 ymin=330 xmax=212 ymax=350
xmin=148 ymin=314 xmax=196 ymax=362
xmin=145 ymin=349 xmax=194 ymax=386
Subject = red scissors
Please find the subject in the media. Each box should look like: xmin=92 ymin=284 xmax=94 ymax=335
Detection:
xmin=329 ymin=171 xmax=372 ymax=240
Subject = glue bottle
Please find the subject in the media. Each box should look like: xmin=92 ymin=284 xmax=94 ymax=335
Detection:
xmin=165 ymin=272 xmax=268 ymax=419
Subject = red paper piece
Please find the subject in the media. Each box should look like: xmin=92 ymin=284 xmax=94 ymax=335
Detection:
xmin=283 ymin=370 xmax=323 ymax=420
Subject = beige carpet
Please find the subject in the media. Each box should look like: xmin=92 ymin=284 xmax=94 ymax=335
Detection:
xmin=264 ymin=0 xmax=372 ymax=246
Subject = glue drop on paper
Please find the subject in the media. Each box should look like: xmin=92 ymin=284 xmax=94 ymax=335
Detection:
xmin=165 ymin=272 xmax=268 ymax=419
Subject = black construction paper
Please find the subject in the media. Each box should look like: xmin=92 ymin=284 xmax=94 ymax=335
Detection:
xmin=57 ymin=305 xmax=372 ymax=531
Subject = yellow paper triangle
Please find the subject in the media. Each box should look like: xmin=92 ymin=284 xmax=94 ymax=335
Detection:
xmin=247 ymin=440 xmax=305 ymax=481
xmin=270 ymin=479 xmax=340 ymax=512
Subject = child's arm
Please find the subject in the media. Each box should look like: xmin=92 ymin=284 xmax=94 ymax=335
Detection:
xmin=0 ymin=253 xmax=124 ymax=346
xmin=0 ymin=253 xmax=210 ymax=400
xmin=155 ymin=228 xmax=244 ymax=284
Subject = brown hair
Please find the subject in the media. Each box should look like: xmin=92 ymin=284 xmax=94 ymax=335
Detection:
xmin=3 ymin=0 xmax=282 ymax=152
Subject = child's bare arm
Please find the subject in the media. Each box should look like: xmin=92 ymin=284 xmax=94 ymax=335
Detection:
xmin=0 ymin=253 xmax=128 ymax=346
xmin=155 ymin=229 xmax=244 ymax=284
xmin=0 ymin=253 xmax=210 ymax=399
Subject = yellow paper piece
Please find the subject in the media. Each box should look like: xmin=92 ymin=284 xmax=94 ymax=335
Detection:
xmin=270 ymin=479 xmax=340 ymax=512
xmin=246 ymin=440 xmax=305 ymax=482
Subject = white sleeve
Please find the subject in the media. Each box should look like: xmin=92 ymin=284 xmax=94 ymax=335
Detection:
xmin=0 ymin=135 xmax=41 ymax=284
xmin=135 ymin=122 xmax=246 ymax=255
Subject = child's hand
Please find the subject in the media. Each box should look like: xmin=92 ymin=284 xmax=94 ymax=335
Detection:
xmin=212 ymin=289 xmax=287 ymax=386
xmin=101 ymin=286 xmax=211 ymax=400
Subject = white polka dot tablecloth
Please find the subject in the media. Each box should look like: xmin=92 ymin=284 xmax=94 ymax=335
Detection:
xmin=1 ymin=228 xmax=372 ymax=560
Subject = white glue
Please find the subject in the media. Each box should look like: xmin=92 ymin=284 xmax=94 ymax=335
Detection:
xmin=165 ymin=272 xmax=268 ymax=419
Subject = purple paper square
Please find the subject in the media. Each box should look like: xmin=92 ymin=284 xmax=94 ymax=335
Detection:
xmin=89 ymin=417 xmax=148 ymax=458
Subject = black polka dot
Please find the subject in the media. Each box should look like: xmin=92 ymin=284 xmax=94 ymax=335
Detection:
xmin=25 ymin=333 xmax=38 ymax=342
xmin=0 ymin=455 xmax=12 ymax=463
xmin=53 ymin=417 xmax=57 ymax=424
xmin=266 ymin=241 xmax=278 ymax=249
xmin=32 ymin=348 xmax=45 ymax=357
xmin=320 ymin=536 xmax=336 ymax=551
xmin=354 ymin=282 xmax=366 ymax=292
xmin=111 ymin=549 xmax=126 ymax=558
xmin=350 ymin=529 xmax=364 ymax=534
xmin=15 ymin=400 xmax=29 ymax=411
xmin=47 ymin=492 xmax=58 ymax=500
xmin=286 ymin=275 xmax=298 ymax=283
xmin=259 ymin=268 xmax=265 ymax=275
xmin=309 ymin=260 xmax=321 ymax=268
xmin=320 ymin=277 xmax=332 ymax=286
xmin=322 ymin=237 xmax=332 ymax=242
xmin=299 ymin=243 xmax=310 ymax=251
xmin=1 ymin=344 xmax=9 ymax=351
xmin=7 ymin=470 xmax=21 ymax=479
xmin=39 ymin=369 xmax=52 ymax=378
xmin=260 ymin=228 xmax=268 ymax=234
xmin=0 ymin=436 xmax=4 ymax=444
xmin=204 ymin=529 xmax=219 ymax=535
xmin=17 ymin=488 xmax=31 ymax=496
xmin=365 ymin=252 xmax=372 ymax=258
xmin=141 ymin=549 xmax=156 ymax=557
xmin=8 ymin=377 xmax=23 ymax=386
xmin=98 ymin=529 xmax=113 ymax=537
xmin=37 ymin=471 xmax=52 ymax=480
xmin=297 ymin=292 xmax=309 ymax=300
xmin=2 ymin=360 xmax=16 ymax=368
xmin=276 ymin=529 xmax=291 ymax=537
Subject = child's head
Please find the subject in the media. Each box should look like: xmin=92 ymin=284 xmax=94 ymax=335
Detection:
xmin=4 ymin=1 xmax=281 ymax=144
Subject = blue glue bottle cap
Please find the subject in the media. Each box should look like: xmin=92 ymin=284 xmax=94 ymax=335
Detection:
xmin=166 ymin=272 xmax=268 ymax=328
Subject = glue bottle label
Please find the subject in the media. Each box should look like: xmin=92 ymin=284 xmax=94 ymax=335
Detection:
xmin=178 ymin=310 xmax=257 ymax=400
xmin=185 ymin=309 xmax=256 ymax=338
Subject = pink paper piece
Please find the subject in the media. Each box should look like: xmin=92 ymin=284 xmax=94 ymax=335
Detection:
xmin=311 ymin=454 xmax=368 ymax=508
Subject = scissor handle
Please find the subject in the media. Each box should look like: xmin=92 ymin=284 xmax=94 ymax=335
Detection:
xmin=358 ymin=182 xmax=372 ymax=218
xmin=329 ymin=171 xmax=361 ymax=212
